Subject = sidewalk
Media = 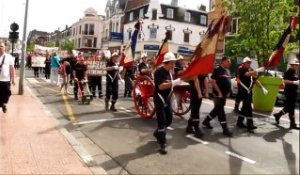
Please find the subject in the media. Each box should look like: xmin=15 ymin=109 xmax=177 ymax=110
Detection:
xmin=0 ymin=80 xmax=95 ymax=174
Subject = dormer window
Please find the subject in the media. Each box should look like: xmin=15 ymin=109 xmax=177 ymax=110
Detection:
xmin=129 ymin=12 xmax=133 ymax=21
xmin=139 ymin=8 xmax=144 ymax=18
xmin=166 ymin=8 xmax=174 ymax=19
xmin=184 ymin=12 xmax=191 ymax=22
xmin=152 ymin=9 xmax=157 ymax=20
xmin=200 ymin=15 xmax=207 ymax=25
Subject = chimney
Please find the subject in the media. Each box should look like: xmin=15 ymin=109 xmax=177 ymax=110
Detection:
xmin=171 ymin=0 xmax=178 ymax=6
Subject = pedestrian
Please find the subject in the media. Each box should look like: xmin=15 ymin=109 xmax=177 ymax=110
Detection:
xmin=105 ymin=52 xmax=120 ymax=111
xmin=185 ymin=74 xmax=209 ymax=138
xmin=201 ymin=56 xmax=233 ymax=137
xmin=73 ymin=56 xmax=87 ymax=100
xmin=59 ymin=59 xmax=70 ymax=94
xmin=233 ymin=63 xmax=243 ymax=112
xmin=44 ymin=52 xmax=51 ymax=79
xmin=64 ymin=52 xmax=77 ymax=85
xmin=26 ymin=53 xmax=32 ymax=69
xmin=235 ymin=57 xmax=266 ymax=132
xmin=50 ymin=52 xmax=61 ymax=85
xmin=273 ymin=58 xmax=299 ymax=129
xmin=138 ymin=53 xmax=152 ymax=77
xmin=153 ymin=52 xmax=183 ymax=154
xmin=0 ymin=42 xmax=15 ymax=113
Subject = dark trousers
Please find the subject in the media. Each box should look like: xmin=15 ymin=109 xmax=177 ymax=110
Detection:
xmin=124 ymin=76 xmax=132 ymax=96
xmin=33 ymin=67 xmax=39 ymax=77
xmin=0 ymin=81 xmax=11 ymax=106
xmin=89 ymin=76 xmax=102 ymax=97
xmin=237 ymin=90 xmax=254 ymax=126
xmin=154 ymin=96 xmax=173 ymax=145
xmin=74 ymin=79 xmax=84 ymax=98
xmin=188 ymin=94 xmax=202 ymax=127
xmin=105 ymin=78 xmax=118 ymax=103
xmin=208 ymin=97 xmax=228 ymax=128
xmin=282 ymin=93 xmax=297 ymax=117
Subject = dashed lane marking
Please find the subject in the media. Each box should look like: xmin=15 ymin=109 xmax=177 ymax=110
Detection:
xmin=225 ymin=151 xmax=256 ymax=164
xmin=74 ymin=116 xmax=138 ymax=125
xmin=185 ymin=134 xmax=209 ymax=145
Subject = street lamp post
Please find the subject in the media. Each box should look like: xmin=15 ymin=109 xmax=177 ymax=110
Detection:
xmin=18 ymin=0 xmax=29 ymax=95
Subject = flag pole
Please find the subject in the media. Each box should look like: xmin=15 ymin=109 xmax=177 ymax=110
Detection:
xmin=18 ymin=0 xmax=29 ymax=95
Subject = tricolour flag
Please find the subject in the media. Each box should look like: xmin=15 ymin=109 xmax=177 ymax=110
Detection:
xmin=120 ymin=19 xmax=142 ymax=67
xmin=264 ymin=16 xmax=298 ymax=68
xmin=179 ymin=16 xmax=228 ymax=80
xmin=154 ymin=31 xmax=171 ymax=67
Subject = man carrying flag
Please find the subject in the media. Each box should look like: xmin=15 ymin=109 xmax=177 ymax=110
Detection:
xmin=154 ymin=31 xmax=171 ymax=67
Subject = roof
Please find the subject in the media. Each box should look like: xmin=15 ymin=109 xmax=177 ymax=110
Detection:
xmin=125 ymin=0 xmax=150 ymax=11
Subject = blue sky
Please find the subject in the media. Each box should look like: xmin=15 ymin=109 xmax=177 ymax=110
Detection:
xmin=0 ymin=0 xmax=209 ymax=38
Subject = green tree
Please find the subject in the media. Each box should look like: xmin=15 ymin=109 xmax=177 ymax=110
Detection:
xmin=26 ymin=41 xmax=34 ymax=52
xmin=45 ymin=41 xmax=56 ymax=47
xmin=223 ymin=0 xmax=298 ymax=64
xmin=60 ymin=38 xmax=74 ymax=54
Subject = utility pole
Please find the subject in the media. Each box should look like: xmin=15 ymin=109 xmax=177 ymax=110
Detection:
xmin=18 ymin=0 xmax=29 ymax=95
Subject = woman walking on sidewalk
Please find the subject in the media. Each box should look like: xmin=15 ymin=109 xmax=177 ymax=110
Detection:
xmin=0 ymin=42 xmax=15 ymax=113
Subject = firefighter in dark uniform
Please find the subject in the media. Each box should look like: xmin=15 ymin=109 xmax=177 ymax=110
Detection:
xmin=138 ymin=53 xmax=152 ymax=77
xmin=73 ymin=56 xmax=87 ymax=100
xmin=105 ymin=52 xmax=119 ymax=111
xmin=186 ymin=74 xmax=209 ymax=138
xmin=153 ymin=52 xmax=183 ymax=155
xmin=235 ymin=57 xmax=266 ymax=132
xmin=201 ymin=57 xmax=233 ymax=137
xmin=174 ymin=55 xmax=185 ymax=78
xmin=123 ymin=65 xmax=135 ymax=97
xmin=273 ymin=58 xmax=299 ymax=129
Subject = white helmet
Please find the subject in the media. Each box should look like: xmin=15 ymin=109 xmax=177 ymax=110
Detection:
xmin=163 ymin=52 xmax=176 ymax=63
xmin=141 ymin=53 xmax=147 ymax=58
xmin=242 ymin=56 xmax=252 ymax=63
xmin=111 ymin=52 xmax=118 ymax=57
xmin=289 ymin=58 xmax=299 ymax=65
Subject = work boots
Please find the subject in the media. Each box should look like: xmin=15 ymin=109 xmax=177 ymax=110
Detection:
xmin=247 ymin=118 xmax=257 ymax=131
xmin=221 ymin=123 xmax=233 ymax=137
xmin=186 ymin=119 xmax=203 ymax=138
xmin=289 ymin=116 xmax=299 ymax=129
xmin=202 ymin=117 xmax=213 ymax=129
xmin=236 ymin=116 xmax=247 ymax=128
xmin=273 ymin=110 xmax=285 ymax=124
xmin=110 ymin=102 xmax=117 ymax=112
xmin=105 ymin=99 xmax=109 ymax=111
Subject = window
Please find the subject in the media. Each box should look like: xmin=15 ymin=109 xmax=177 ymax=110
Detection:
xmin=139 ymin=8 xmax=144 ymax=18
xmin=128 ymin=30 xmax=132 ymax=40
xmin=231 ymin=17 xmax=240 ymax=34
xmin=93 ymin=37 xmax=97 ymax=48
xmin=89 ymin=24 xmax=94 ymax=35
xmin=166 ymin=8 xmax=174 ymax=19
xmin=149 ymin=28 xmax=157 ymax=39
xmin=84 ymin=24 xmax=88 ymax=34
xmin=129 ymin=12 xmax=133 ymax=21
xmin=184 ymin=12 xmax=191 ymax=22
xmin=166 ymin=30 xmax=172 ymax=40
xmin=78 ymin=38 xmax=81 ymax=48
xmin=79 ymin=26 xmax=81 ymax=35
xmin=184 ymin=33 xmax=189 ymax=43
xmin=116 ymin=22 xmax=119 ymax=33
xmin=200 ymin=15 xmax=207 ymax=25
xmin=86 ymin=39 xmax=93 ymax=47
xmin=152 ymin=9 xmax=157 ymax=20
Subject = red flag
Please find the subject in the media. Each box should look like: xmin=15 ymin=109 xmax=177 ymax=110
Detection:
xmin=179 ymin=16 xmax=228 ymax=80
xmin=119 ymin=43 xmax=134 ymax=67
xmin=154 ymin=31 xmax=171 ymax=67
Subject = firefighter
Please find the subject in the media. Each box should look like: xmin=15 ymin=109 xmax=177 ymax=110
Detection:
xmin=273 ymin=58 xmax=299 ymax=129
xmin=73 ymin=56 xmax=87 ymax=100
xmin=105 ymin=52 xmax=119 ymax=111
xmin=138 ymin=53 xmax=152 ymax=77
xmin=235 ymin=57 xmax=266 ymax=132
xmin=186 ymin=74 xmax=209 ymax=138
xmin=201 ymin=57 xmax=233 ymax=137
xmin=153 ymin=52 xmax=183 ymax=155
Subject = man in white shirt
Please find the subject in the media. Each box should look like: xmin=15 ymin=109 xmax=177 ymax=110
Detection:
xmin=0 ymin=42 xmax=15 ymax=113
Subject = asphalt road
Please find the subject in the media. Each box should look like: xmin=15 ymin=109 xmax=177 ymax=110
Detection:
xmin=25 ymin=70 xmax=299 ymax=175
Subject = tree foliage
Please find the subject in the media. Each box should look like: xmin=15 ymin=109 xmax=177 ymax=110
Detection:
xmin=26 ymin=42 xmax=34 ymax=52
xmin=45 ymin=41 xmax=56 ymax=47
xmin=60 ymin=38 xmax=74 ymax=54
xmin=223 ymin=0 xmax=298 ymax=63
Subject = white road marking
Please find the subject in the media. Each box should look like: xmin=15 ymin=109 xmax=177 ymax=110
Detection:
xmin=74 ymin=116 xmax=138 ymax=125
xmin=186 ymin=134 xmax=209 ymax=145
xmin=119 ymin=107 xmax=133 ymax=112
xmin=225 ymin=151 xmax=256 ymax=164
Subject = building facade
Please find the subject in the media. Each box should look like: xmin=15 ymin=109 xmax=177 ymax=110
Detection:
xmin=70 ymin=8 xmax=105 ymax=52
xmin=123 ymin=0 xmax=208 ymax=59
